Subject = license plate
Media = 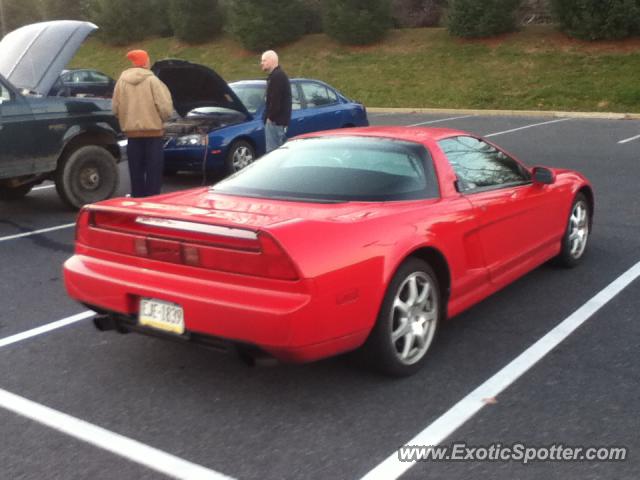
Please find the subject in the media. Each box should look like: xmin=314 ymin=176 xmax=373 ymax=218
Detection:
xmin=139 ymin=298 xmax=185 ymax=335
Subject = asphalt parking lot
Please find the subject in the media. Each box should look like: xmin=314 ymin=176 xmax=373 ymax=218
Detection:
xmin=1 ymin=112 xmax=639 ymax=480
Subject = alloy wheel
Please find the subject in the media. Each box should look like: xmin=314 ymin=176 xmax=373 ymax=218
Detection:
xmin=390 ymin=271 xmax=438 ymax=365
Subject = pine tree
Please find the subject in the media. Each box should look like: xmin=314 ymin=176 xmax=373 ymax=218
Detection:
xmin=551 ymin=0 xmax=640 ymax=40
xmin=226 ymin=0 xmax=307 ymax=51
xmin=168 ymin=0 xmax=222 ymax=43
xmin=447 ymin=0 xmax=522 ymax=38
xmin=323 ymin=0 xmax=392 ymax=45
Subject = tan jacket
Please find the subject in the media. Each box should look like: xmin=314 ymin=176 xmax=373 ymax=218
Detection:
xmin=112 ymin=68 xmax=174 ymax=138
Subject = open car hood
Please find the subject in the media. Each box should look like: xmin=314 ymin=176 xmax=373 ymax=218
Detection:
xmin=152 ymin=59 xmax=249 ymax=118
xmin=0 ymin=20 xmax=97 ymax=95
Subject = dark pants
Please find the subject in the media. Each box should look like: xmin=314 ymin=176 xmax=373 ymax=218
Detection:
xmin=126 ymin=137 xmax=164 ymax=197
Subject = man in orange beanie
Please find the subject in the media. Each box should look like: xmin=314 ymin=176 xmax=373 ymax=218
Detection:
xmin=112 ymin=50 xmax=173 ymax=197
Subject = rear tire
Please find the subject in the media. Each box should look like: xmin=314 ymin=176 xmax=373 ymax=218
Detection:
xmin=0 ymin=183 xmax=34 ymax=200
xmin=224 ymin=140 xmax=255 ymax=176
xmin=360 ymin=258 xmax=441 ymax=377
xmin=555 ymin=193 xmax=590 ymax=268
xmin=55 ymin=145 xmax=119 ymax=209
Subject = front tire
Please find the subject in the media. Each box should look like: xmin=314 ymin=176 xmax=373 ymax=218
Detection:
xmin=224 ymin=140 xmax=255 ymax=176
xmin=556 ymin=193 xmax=590 ymax=267
xmin=361 ymin=258 xmax=441 ymax=376
xmin=55 ymin=145 xmax=119 ymax=209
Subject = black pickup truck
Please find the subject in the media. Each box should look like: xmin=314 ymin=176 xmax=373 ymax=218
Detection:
xmin=0 ymin=21 xmax=122 ymax=209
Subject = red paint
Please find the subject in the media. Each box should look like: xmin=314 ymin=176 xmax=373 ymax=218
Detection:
xmin=64 ymin=127 xmax=592 ymax=363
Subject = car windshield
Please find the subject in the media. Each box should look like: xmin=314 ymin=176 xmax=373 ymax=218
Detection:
xmin=212 ymin=136 xmax=438 ymax=202
xmin=230 ymin=83 xmax=265 ymax=114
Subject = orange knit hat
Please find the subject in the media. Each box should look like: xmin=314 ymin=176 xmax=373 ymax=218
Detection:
xmin=126 ymin=49 xmax=149 ymax=68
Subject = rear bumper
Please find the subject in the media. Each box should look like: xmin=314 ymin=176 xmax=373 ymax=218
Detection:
xmin=63 ymin=254 xmax=369 ymax=362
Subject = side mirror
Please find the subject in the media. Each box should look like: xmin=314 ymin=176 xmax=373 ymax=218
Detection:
xmin=532 ymin=166 xmax=555 ymax=185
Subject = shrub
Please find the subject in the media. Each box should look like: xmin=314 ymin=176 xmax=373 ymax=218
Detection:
xmin=147 ymin=0 xmax=174 ymax=38
xmin=86 ymin=0 xmax=156 ymax=45
xmin=226 ymin=0 xmax=307 ymax=51
xmin=1 ymin=0 xmax=44 ymax=33
xmin=447 ymin=0 xmax=522 ymax=38
xmin=39 ymin=0 xmax=86 ymax=21
xmin=551 ymin=0 xmax=640 ymax=40
xmin=301 ymin=0 xmax=324 ymax=33
xmin=168 ymin=0 xmax=222 ymax=43
xmin=323 ymin=0 xmax=392 ymax=45
xmin=391 ymin=0 xmax=445 ymax=28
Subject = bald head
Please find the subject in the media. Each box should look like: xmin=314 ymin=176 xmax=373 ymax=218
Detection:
xmin=260 ymin=50 xmax=279 ymax=73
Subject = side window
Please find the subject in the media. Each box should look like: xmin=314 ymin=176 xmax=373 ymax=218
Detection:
xmin=291 ymin=84 xmax=302 ymax=110
xmin=326 ymin=87 xmax=338 ymax=104
xmin=439 ymin=136 xmax=530 ymax=192
xmin=89 ymin=71 xmax=109 ymax=83
xmin=301 ymin=82 xmax=334 ymax=108
xmin=71 ymin=71 xmax=85 ymax=83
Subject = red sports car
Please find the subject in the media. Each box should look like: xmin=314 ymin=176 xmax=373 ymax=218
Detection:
xmin=63 ymin=127 xmax=593 ymax=376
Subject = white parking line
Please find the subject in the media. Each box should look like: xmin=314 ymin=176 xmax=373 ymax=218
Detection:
xmin=484 ymin=117 xmax=571 ymax=137
xmin=360 ymin=260 xmax=640 ymax=480
xmin=0 ymin=223 xmax=75 ymax=243
xmin=618 ymin=134 xmax=640 ymax=144
xmin=0 ymin=309 xmax=235 ymax=478
xmin=0 ymin=311 xmax=94 ymax=348
xmin=0 ymin=388 xmax=235 ymax=480
xmin=33 ymin=184 xmax=55 ymax=191
xmin=407 ymin=115 xmax=474 ymax=127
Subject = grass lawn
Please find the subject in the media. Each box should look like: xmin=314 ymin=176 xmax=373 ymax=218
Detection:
xmin=72 ymin=26 xmax=640 ymax=113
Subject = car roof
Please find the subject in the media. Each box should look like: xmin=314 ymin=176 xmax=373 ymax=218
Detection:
xmin=297 ymin=126 xmax=470 ymax=143
xmin=230 ymin=78 xmax=332 ymax=86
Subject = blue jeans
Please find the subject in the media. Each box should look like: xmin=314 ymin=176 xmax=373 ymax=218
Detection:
xmin=126 ymin=137 xmax=164 ymax=197
xmin=265 ymin=119 xmax=287 ymax=153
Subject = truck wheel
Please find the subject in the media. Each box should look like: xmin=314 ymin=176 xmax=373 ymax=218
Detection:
xmin=55 ymin=145 xmax=119 ymax=209
xmin=0 ymin=183 xmax=34 ymax=201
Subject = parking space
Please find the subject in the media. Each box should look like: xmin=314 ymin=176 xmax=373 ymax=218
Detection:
xmin=402 ymin=280 xmax=640 ymax=480
xmin=1 ymin=113 xmax=639 ymax=479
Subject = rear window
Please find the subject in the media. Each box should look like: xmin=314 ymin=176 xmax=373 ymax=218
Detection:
xmin=212 ymin=137 xmax=439 ymax=202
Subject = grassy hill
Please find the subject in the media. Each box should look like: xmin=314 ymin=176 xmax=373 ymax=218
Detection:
xmin=72 ymin=26 xmax=640 ymax=113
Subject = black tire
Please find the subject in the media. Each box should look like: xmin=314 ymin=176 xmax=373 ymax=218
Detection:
xmin=361 ymin=258 xmax=442 ymax=377
xmin=0 ymin=183 xmax=34 ymax=201
xmin=55 ymin=145 xmax=119 ymax=210
xmin=224 ymin=140 xmax=256 ymax=176
xmin=555 ymin=193 xmax=591 ymax=268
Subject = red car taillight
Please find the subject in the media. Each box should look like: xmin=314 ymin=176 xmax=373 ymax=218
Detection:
xmin=76 ymin=209 xmax=299 ymax=281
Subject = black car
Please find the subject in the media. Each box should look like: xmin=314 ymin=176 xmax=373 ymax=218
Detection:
xmin=51 ymin=68 xmax=115 ymax=98
xmin=0 ymin=21 xmax=122 ymax=209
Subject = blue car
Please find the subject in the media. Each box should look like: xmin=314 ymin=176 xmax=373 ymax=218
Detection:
xmin=153 ymin=59 xmax=369 ymax=176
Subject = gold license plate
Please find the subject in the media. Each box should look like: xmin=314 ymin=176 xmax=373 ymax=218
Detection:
xmin=139 ymin=298 xmax=185 ymax=335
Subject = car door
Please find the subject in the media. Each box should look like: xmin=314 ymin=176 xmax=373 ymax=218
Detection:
xmin=285 ymin=82 xmax=305 ymax=138
xmin=68 ymin=70 xmax=90 ymax=96
xmin=291 ymin=81 xmax=343 ymax=135
xmin=0 ymin=78 xmax=41 ymax=179
xmin=85 ymin=70 xmax=113 ymax=97
xmin=438 ymin=135 xmax=564 ymax=285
